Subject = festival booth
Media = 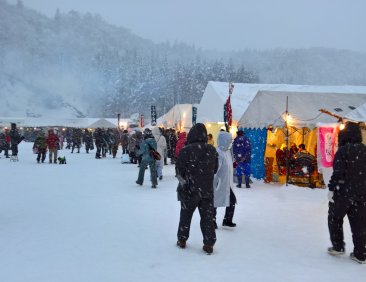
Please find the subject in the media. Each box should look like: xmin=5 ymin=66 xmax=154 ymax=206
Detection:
xmin=151 ymin=104 xmax=193 ymax=132
xmin=238 ymin=90 xmax=366 ymax=187
xmin=197 ymin=81 xmax=366 ymax=147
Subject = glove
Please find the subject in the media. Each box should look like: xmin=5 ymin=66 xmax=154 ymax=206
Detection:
xmin=327 ymin=191 xmax=334 ymax=203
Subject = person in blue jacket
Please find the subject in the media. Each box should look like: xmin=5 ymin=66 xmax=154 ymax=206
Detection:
xmin=233 ymin=129 xmax=251 ymax=188
xmin=136 ymin=128 xmax=158 ymax=188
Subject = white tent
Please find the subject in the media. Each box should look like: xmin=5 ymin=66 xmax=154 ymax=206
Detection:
xmin=238 ymin=90 xmax=366 ymax=129
xmin=198 ymin=81 xmax=366 ymax=124
xmin=149 ymin=104 xmax=193 ymax=131
xmin=345 ymin=103 xmax=366 ymax=122
xmin=88 ymin=118 xmax=117 ymax=129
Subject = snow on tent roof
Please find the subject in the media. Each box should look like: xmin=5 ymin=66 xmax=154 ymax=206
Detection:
xmin=197 ymin=81 xmax=366 ymax=123
xmin=88 ymin=118 xmax=117 ymax=129
xmin=238 ymin=90 xmax=366 ymax=129
xmin=345 ymin=103 xmax=366 ymax=122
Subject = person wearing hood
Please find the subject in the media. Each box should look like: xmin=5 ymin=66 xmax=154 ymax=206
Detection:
xmin=175 ymin=123 xmax=218 ymax=254
xmin=136 ymin=128 xmax=158 ymax=188
xmin=213 ymin=131 xmax=237 ymax=228
xmin=9 ymin=123 xmax=24 ymax=157
xmin=152 ymin=127 xmax=167 ymax=180
xmin=175 ymin=131 xmax=187 ymax=158
xmin=233 ymin=129 xmax=252 ymax=188
xmin=33 ymin=132 xmax=48 ymax=163
xmin=327 ymin=122 xmax=366 ymax=264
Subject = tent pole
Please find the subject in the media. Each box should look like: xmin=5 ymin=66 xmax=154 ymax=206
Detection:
xmin=285 ymin=96 xmax=289 ymax=186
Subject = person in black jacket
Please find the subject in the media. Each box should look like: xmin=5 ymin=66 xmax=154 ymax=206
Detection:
xmin=9 ymin=123 xmax=24 ymax=157
xmin=327 ymin=122 xmax=366 ymax=264
xmin=175 ymin=123 xmax=218 ymax=254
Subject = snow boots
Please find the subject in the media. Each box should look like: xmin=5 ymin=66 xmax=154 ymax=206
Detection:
xmin=350 ymin=253 xmax=366 ymax=264
xmin=202 ymin=245 xmax=213 ymax=254
xmin=177 ymin=240 xmax=186 ymax=249
xmin=327 ymin=246 xmax=345 ymax=255
xmin=222 ymin=219 xmax=236 ymax=227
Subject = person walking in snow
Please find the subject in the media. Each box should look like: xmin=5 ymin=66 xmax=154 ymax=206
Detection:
xmin=176 ymin=123 xmax=218 ymax=254
xmin=175 ymin=131 xmax=187 ymax=158
xmin=93 ymin=128 xmax=103 ymax=159
xmin=135 ymin=128 xmax=158 ymax=188
xmin=167 ymin=129 xmax=177 ymax=164
xmin=121 ymin=130 xmax=129 ymax=155
xmin=46 ymin=129 xmax=59 ymax=163
xmin=327 ymin=122 xmax=366 ymax=264
xmin=33 ymin=132 xmax=48 ymax=163
xmin=0 ymin=129 xmax=10 ymax=158
xmin=83 ymin=129 xmax=93 ymax=153
xmin=213 ymin=131 xmax=237 ymax=228
xmin=8 ymin=123 xmax=24 ymax=157
xmin=233 ymin=129 xmax=251 ymax=188
xmin=152 ymin=127 xmax=167 ymax=180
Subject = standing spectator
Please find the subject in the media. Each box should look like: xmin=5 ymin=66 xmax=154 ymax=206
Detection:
xmin=152 ymin=127 xmax=167 ymax=180
xmin=93 ymin=128 xmax=103 ymax=159
xmin=175 ymin=131 xmax=187 ymax=158
xmin=213 ymin=131 xmax=237 ymax=228
xmin=135 ymin=128 xmax=158 ymax=188
xmin=162 ymin=128 xmax=169 ymax=165
xmin=327 ymin=122 xmax=366 ymax=264
xmin=83 ymin=129 xmax=93 ymax=153
xmin=111 ymin=129 xmax=120 ymax=158
xmin=8 ymin=123 xmax=24 ymax=157
xmin=128 ymin=131 xmax=138 ymax=163
xmin=58 ymin=132 xmax=64 ymax=150
xmin=207 ymin=133 xmax=215 ymax=146
xmin=33 ymin=132 xmax=47 ymax=163
xmin=65 ymin=129 xmax=72 ymax=149
xmin=135 ymin=130 xmax=144 ymax=166
xmin=121 ymin=130 xmax=129 ymax=155
xmin=176 ymin=123 xmax=218 ymax=254
xmin=0 ymin=129 xmax=10 ymax=158
xmin=233 ymin=129 xmax=252 ymax=188
xmin=46 ymin=129 xmax=59 ymax=164
xmin=167 ymin=129 xmax=177 ymax=164
xmin=71 ymin=128 xmax=82 ymax=153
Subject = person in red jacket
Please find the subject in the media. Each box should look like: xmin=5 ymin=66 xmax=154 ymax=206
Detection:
xmin=175 ymin=131 xmax=187 ymax=158
xmin=46 ymin=129 xmax=59 ymax=163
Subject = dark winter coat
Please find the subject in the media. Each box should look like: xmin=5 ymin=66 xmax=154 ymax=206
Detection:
xmin=328 ymin=123 xmax=366 ymax=200
xmin=175 ymin=132 xmax=187 ymax=157
xmin=93 ymin=128 xmax=103 ymax=146
xmin=176 ymin=123 xmax=218 ymax=200
xmin=233 ymin=132 xmax=251 ymax=164
xmin=9 ymin=128 xmax=23 ymax=145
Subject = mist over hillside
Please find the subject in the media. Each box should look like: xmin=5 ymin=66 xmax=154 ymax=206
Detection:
xmin=1 ymin=0 xmax=365 ymax=118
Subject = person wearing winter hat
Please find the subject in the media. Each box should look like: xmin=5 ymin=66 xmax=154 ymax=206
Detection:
xmin=176 ymin=123 xmax=218 ymax=254
xmin=213 ymin=131 xmax=237 ymax=228
xmin=327 ymin=122 xmax=366 ymax=264
xmin=152 ymin=127 xmax=167 ymax=180
xmin=136 ymin=128 xmax=158 ymax=188
xmin=233 ymin=129 xmax=252 ymax=188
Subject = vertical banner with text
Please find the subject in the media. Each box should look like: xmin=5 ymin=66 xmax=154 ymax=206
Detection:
xmin=151 ymin=106 xmax=157 ymax=126
xmin=192 ymin=106 xmax=197 ymax=126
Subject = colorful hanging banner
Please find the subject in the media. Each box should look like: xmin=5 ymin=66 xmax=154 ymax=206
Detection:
xmin=139 ymin=114 xmax=144 ymax=128
xmin=317 ymin=125 xmax=338 ymax=168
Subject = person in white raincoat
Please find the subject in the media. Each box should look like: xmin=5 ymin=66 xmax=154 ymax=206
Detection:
xmin=213 ymin=131 xmax=237 ymax=228
xmin=152 ymin=127 xmax=167 ymax=180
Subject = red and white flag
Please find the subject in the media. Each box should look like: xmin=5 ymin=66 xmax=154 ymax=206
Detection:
xmin=225 ymin=82 xmax=234 ymax=126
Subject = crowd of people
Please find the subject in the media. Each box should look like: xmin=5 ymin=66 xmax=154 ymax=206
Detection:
xmin=1 ymin=121 xmax=365 ymax=263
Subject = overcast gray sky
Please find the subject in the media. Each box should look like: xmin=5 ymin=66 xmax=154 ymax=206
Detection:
xmin=10 ymin=0 xmax=366 ymax=52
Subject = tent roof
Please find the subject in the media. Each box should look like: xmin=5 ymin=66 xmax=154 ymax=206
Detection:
xmin=88 ymin=118 xmax=117 ymax=129
xmin=146 ymin=104 xmax=193 ymax=129
xmin=197 ymin=81 xmax=366 ymax=123
xmin=345 ymin=103 xmax=366 ymax=122
xmin=238 ymin=90 xmax=366 ymax=129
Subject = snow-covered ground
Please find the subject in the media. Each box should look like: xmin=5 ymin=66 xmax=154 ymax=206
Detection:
xmin=0 ymin=142 xmax=364 ymax=282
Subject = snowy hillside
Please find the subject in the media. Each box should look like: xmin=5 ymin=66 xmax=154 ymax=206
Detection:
xmin=1 ymin=1 xmax=366 ymax=119
xmin=0 ymin=142 xmax=364 ymax=282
